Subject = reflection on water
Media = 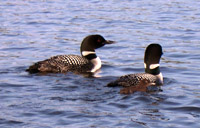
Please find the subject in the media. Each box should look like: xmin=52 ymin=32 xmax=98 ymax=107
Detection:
xmin=0 ymin=0 xmax=200 ymax=128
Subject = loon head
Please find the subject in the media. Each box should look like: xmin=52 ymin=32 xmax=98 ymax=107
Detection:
xmin=144 ymin=43 xmax=163 ymax=84
xmin=80 ymin=35 xmax=115 ymax=60
xmin=80 ymin=35 xmax=115 ymax=73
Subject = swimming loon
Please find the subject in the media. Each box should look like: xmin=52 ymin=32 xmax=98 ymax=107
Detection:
xmin=26 ymin=35 xmax=115 ymax=73
xmin=107 ymin=43 xmax=163 ymax=87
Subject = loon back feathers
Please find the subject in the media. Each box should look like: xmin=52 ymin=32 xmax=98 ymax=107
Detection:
xmin=27 ymin=55 xmax=93 ymax=73
xmin=107 ymin=73 xmax=157 ymax=87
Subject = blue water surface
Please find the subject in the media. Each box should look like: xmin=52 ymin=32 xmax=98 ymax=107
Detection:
xmin=0 ymin=0 xmax=200 ymax=128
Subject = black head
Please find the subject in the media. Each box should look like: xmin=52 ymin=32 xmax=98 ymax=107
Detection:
xmin=144 ymin=43 xmax=163 ymax=75
xmin=80 ymin=35 xmax=115 ymax=53
xmin=144 ymin=43 xmax=163 ymax=65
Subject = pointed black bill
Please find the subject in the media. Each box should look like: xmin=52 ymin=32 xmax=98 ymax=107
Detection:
xmin=104 ymin=40 xmax=116 ymax=44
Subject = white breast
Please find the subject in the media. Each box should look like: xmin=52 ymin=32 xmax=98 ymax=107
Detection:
xmin=156 ymin=72 xmax=163 ymax=85
xmin=90 ymin=57 xmax=101 ymax=72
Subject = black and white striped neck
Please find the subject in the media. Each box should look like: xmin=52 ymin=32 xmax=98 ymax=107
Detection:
xmin=144 ymin=63 xmax=160 ymax=75
xmin=144 ymin=63 xmax=163 ymax=85
xmin=82 ymin=51 xmax=101 ymax=73
xmin=81 ymin=51 xmax=97 ymax=60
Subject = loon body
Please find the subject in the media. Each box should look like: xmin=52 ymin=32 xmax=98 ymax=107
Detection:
xmin=27 ymin=35 xmax=115 ymax=73
xmin=107 ymin=43 xmax=163 ymax=87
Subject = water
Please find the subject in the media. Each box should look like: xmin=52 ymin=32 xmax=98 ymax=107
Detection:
xmin=0 ymin=0 xmax=200 ymax=127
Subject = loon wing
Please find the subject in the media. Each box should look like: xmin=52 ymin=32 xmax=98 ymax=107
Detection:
xmin=26 ymin=55 xmax=92 ymax=73
xmin=107 ymin=73 xmax=157 ymax=87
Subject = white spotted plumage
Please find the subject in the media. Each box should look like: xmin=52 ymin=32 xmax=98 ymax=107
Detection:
xmin=26 ymin=35 xmax=115 ymax=73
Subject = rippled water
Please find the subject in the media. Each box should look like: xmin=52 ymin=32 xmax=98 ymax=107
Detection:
xmin=1 ymin=0 xmax=200 ymax=128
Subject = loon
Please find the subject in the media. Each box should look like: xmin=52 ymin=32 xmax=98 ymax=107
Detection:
xmin=26 ymin=35 xmax=115 ymax=73
xmin=107 ymin=43 xmax=163 ymax=88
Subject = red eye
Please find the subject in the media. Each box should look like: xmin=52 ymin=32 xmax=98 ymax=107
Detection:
xmin=97 ymin=39 xmax=101 ymax=43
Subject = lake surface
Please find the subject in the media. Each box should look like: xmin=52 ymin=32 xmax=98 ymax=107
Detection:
xmin=0 ymin=0 xmax=200 ymax=127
